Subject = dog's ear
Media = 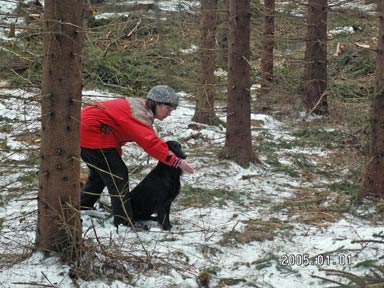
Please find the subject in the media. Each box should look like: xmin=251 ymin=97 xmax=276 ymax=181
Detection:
xmin=167 ymin=141 xmax=186 ymax=159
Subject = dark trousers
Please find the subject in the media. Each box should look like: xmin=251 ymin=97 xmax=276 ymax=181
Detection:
xmin=80 ymin=147 xmax=133 ymax=226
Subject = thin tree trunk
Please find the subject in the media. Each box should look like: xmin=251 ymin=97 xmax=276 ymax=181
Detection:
xmin=217 ymin=0 xmax=229 ymax=68
xmin=260 ymin=0 xmax=275 ymax=97
xmin=220 ymin=0 xmax=255 ymax=167
xmin=192 ymin=0 xmax=220 ymax=125
xmin=360 ymin=0 xmax=384 ymax=198
xmin=36 ymin=0 xmax=84 ymax=260
xmin=302 ymin=0 xmax=328 ymax=115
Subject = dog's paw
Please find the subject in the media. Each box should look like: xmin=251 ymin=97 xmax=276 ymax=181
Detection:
xmin=162 ymin=224 xmax=172 ymax=230
xmin=133 ymin=222 xmax=149 ymax=231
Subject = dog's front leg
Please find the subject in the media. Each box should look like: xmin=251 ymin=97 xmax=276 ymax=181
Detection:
xmin=158 ymin=204 xmax=172 ymax=230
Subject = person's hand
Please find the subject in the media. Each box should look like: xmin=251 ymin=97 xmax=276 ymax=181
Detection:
xmin=179 ymin=159 xmax=194 ymax=174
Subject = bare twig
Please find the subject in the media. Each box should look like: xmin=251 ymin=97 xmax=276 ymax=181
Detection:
xmin=102 ymin=19 xmax=141 ymax=57
xmin=41 ymin=272 xmax=60 ymax=288
xmin=11 ymin=282 xmax=56 ymax=287
xmin=303 ymin=90 xmax=328 ymax=119
xmin=321 ymin=268 xmax=367 ymax=287
xmin=310 ymin=274 xmax=350 ymax=287
xmin=352 ymin=239 xmax=384 ymax=245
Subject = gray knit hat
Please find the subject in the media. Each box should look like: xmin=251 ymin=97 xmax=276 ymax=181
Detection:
xmin=146 ymin=85 xmax=179 ymax=107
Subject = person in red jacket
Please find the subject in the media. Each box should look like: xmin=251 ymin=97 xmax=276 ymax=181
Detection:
xmin=80 ymin=85 xmax=194 ymax=228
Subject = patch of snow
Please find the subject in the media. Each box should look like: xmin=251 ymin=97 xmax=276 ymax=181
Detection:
xmin=180 ymin=44 xmax=198 ymax=54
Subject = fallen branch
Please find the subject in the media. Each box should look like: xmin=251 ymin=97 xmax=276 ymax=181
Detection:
xmin=102 ymin=19 xmax=141 ymax=57
xmin=11 ymin=282 xmax=56 ymax=288
xmin=310 ymin=274 xmax=350 ymax=287
xmin=320 ymin=268 xmax=366 ymax=287
xmin=303 ymin=90 xmax=328 ymax=119
xmin=351 ymin=239 xmax=384 ymax=245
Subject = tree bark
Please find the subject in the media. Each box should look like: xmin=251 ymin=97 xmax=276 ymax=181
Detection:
xmin=192 ymin=0 xmax=220 ymax=125
xmin=302 ymin=0 xmax=328 ymax=115
xmin=217 ymin=0 xmax=229 ymax=68
xmin=36 ymin=0 xmax=84 ymax=260
xmin=220 ymin=0 xmax=255 ymax=167
xmin=360 ymin=0 xmax=384 ymax=198
xmin=260 ymin=0 xmax=275 ymax=97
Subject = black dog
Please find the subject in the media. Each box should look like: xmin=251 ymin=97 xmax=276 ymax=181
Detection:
xmin=130 ymin=140 xmax=186 ymax=230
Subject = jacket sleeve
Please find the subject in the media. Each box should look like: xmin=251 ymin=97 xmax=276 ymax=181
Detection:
xmin=116 ymin=114 xmax=177 ymax=166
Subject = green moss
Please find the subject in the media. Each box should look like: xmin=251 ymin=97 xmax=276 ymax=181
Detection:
xmin=178 ymin=184 xmax=245 ymax=208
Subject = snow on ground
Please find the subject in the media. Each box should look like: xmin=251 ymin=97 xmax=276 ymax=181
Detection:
xmin=0 ymin=88 xmax=383 ymax=288
xmin=0 ymin=0 xmax=20 ymax=40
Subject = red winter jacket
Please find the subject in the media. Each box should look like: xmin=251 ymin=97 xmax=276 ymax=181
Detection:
xmin=80 ymin=97 xmax=177 ymax=166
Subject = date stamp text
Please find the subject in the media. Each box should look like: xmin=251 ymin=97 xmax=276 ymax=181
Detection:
xmin=281 ymin=253 xmax=352 ymax=267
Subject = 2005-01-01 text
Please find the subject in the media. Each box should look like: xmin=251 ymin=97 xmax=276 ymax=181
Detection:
xmin=281 ymin=253 xmax=352 ymax=267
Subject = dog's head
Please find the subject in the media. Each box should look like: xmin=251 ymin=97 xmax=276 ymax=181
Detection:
xmin=166 ymin=140 xmax=186 ymax=159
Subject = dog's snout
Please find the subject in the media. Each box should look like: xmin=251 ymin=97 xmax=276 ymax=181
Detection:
xmin=176 ymin=146 xmax=186 ymax=159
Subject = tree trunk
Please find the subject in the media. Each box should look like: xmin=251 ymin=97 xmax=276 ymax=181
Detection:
xmin=217 ymin=0 xmax=229 ymax=68
xmin=220 ymin=0 xmax=255 ymax=167
xmin=260 ymin=0 xmax=275 ymax=97
xmin=302 ymin=0 xmax=328 ymax=115
xmin=192 ymin=0 xmax=220 ymax=125
xmin=360 ymin=0 xmax=384 ymax=198
xmin=36 ymin=0 xmax=84 ymax=261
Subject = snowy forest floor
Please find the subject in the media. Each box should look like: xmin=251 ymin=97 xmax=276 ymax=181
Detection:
xmin=0 ymin=88 xmax=383 ymax=288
